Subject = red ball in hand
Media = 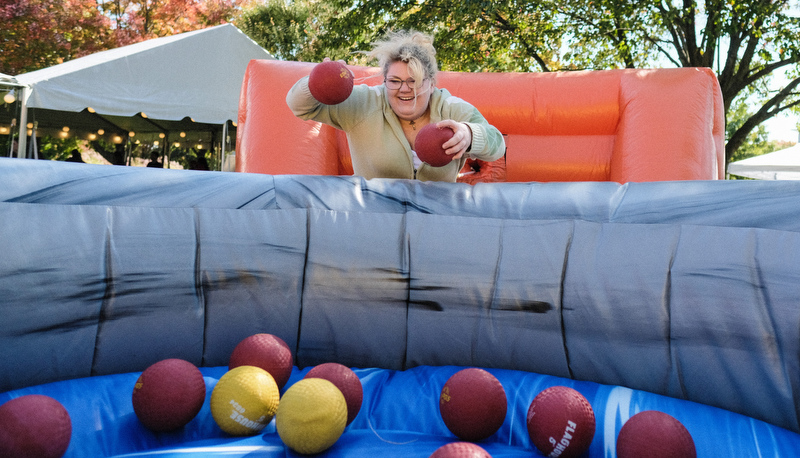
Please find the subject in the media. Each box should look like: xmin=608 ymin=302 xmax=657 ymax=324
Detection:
xmin=415 ymin=123 xmax=456 ymax=167
xmin=309 ymin=60 xmax=354 ymax=105
xmin=0 ymin=395 xmax=71 ymax=458
xmin=439 ymin=368 xmax=507 ymax=442
xmin=616 ymin=410 xmax=696 ymax=458
xmin=527 ymin=386 xmax=595 ymax=458
xmin=304 ymin=362 xmax=363 ymax=426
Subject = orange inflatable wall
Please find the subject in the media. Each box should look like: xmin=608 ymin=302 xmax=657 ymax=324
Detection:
xmin=237 ymin=60 xmax=725 ymax=183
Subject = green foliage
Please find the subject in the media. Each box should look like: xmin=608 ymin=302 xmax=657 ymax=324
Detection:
xmin=37 ymin=135 xmax=81 ymax=161
xmin=237 ymin=0 xmax=352 ymax=62
xmin=726 ymin=88 xmax=795 ymax=179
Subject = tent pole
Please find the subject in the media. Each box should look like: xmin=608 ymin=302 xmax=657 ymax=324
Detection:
xmin=16 ymin=86 xmax=28 ymax=159
xmin=163 ymin=132 xmax=170 ymax=167
xmin=221 ymin=121 xmax=228 ymax=172
xmin=30 ymin=121 xmax=38 ymax=159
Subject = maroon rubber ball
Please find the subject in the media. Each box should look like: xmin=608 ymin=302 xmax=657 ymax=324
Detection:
xmin=0 ymin=394 xmax=72 ymax=458
xmin=439 ymin=368 xmax=507 ymax=442
xmin=132 ymin=358 xmax=206 ymax=432
xmin=616 ymin=410 xmax=696 ymax=458
xmin=229 ymin=333 xmax=294 ymax=390
xmin=527 ymin=386 xmax=595 ymax=458
xmin=308 ymin=60 xmax=354 ymax=105
xmin=415 ymin=123 xmax=456 ymax=167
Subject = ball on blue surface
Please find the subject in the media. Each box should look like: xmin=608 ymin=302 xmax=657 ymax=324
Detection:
xmin=132 ymin=358 xmax=206 ymax=432
xmin=429 ymin=441 xmax=493 ymax=457
xmin=229 ymin=333 xmax=293 ymax=390
xmin=0 ymin=394 xmax=72 ymax=458
xmin=439 ymin=368 xmax=507 ymax=442
xmin=616 ymin=410 xmax=696 ymax=458
xmin=305 ymin=362 xmax=363 ymax=425
xmin=526 ymin=386 xmax=595 ymax=458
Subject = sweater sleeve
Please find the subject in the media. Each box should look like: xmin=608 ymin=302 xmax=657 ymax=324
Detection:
xmin=286 ymin=76 xmax=319 ymax=119
xmin=286 ymin=76 xmax=374 ymax=132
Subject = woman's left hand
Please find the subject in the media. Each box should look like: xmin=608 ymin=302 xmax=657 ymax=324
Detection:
xmin=437 ymin=120 xmax=473 ymax=159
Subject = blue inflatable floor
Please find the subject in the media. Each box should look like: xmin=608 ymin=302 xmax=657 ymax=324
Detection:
xmin=2 ymin=365 xmax=799 ymax=457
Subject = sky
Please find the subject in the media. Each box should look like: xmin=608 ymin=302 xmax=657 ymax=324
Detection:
xmin=766 ymin=112 xmax=799 ymax=143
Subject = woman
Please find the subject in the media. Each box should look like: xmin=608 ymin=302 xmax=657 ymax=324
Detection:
xmin=286 ymin=30 xmax=505 ymax=182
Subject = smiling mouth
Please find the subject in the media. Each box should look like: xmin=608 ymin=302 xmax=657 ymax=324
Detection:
xmin=398 ymin=96 xmax=415 ymax=101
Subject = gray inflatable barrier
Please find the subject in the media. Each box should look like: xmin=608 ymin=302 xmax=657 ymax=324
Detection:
xmin=1 ymin=157 xmax=798 ymax=434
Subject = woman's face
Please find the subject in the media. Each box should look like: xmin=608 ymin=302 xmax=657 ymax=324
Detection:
xmin=385 ymin=60 xmax=433 ymax=122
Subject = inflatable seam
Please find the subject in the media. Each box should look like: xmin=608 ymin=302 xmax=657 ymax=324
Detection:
xmin=195 ymin=209 xmax=209 ymax=367
xmin=295 ymin=208 xmax=312 ymax=367
xmin=402 ymin=216 xmax=411 ymax=371
xmin=91 ymin=207 xmax=115 ymax=377
xmin=754 ymin=237 xmax=799 ymax=431
xmin=666 ymin=227 xmax=683 ymax=399
xmin=560 ymin=220 xmax=576 ymax=380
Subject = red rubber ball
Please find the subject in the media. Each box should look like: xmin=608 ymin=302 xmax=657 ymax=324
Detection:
xmin=429 ymin=441 xmax=493 ymax=458
xmin=0 ymin=394 xmax=72 ymax=458
xmin=305 ymin=362 xmax=363 ymax=425
xmin=616 ymin=410 xmax=696 ymax=458
xmin=439 ymin=368 xmax=507 ymax=442
xmin=132 ymin=358 xmax=206 ymax=432
xmin=308 ymin=60 xmax=354 ymax=105
xmin=527 ymin=386 xmax=595 ymax=458
xmin=415 ymin=124 xmax=456 ymax=167
xmin=229 ymin=333 xmax=294 ymax=390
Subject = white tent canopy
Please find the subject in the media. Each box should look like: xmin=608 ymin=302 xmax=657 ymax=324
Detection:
xmin=15 ymin=23 xmax=271 ymax=124
xmin=728 ymin=143 xmax=800 ymax=180
xmin=8 ymin=24 xmax=272 ymax=160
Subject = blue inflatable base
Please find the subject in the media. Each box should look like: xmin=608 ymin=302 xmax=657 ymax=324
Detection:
xmin=2 ymin=365 xmax=799 ymax=457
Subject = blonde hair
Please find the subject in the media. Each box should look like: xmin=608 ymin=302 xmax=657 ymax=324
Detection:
xmin=367 ymin=30 xmax=438 ymax=88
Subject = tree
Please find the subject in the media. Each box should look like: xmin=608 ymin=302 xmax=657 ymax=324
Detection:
xmin=0 ymin=0 xmax=115 ymax=74
xmin=99 ymin=0 xmax=246 ymax=45
xmin=236 ymin=0 xmax=317 ymax=61
xmin=554 ymin=1 xmax=800 ymax=165
xmin=1 ymin=0 xmax=249 ymax=75
xmin=237 ymin=0 xmax=800 ymax=167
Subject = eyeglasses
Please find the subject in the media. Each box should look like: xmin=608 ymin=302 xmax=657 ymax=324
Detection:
xmin=385 ymin=78 xmax=429 ymax=90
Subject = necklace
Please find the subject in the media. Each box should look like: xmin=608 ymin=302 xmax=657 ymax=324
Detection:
xmin=405 ymin=112 xmax=428 ymax=130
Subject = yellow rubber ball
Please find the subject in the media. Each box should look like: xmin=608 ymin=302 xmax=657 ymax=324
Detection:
xmin=210 ymin=365 xmax=280 ymax=436
xmin=276 ymin=378 xmax=347 ymax=454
